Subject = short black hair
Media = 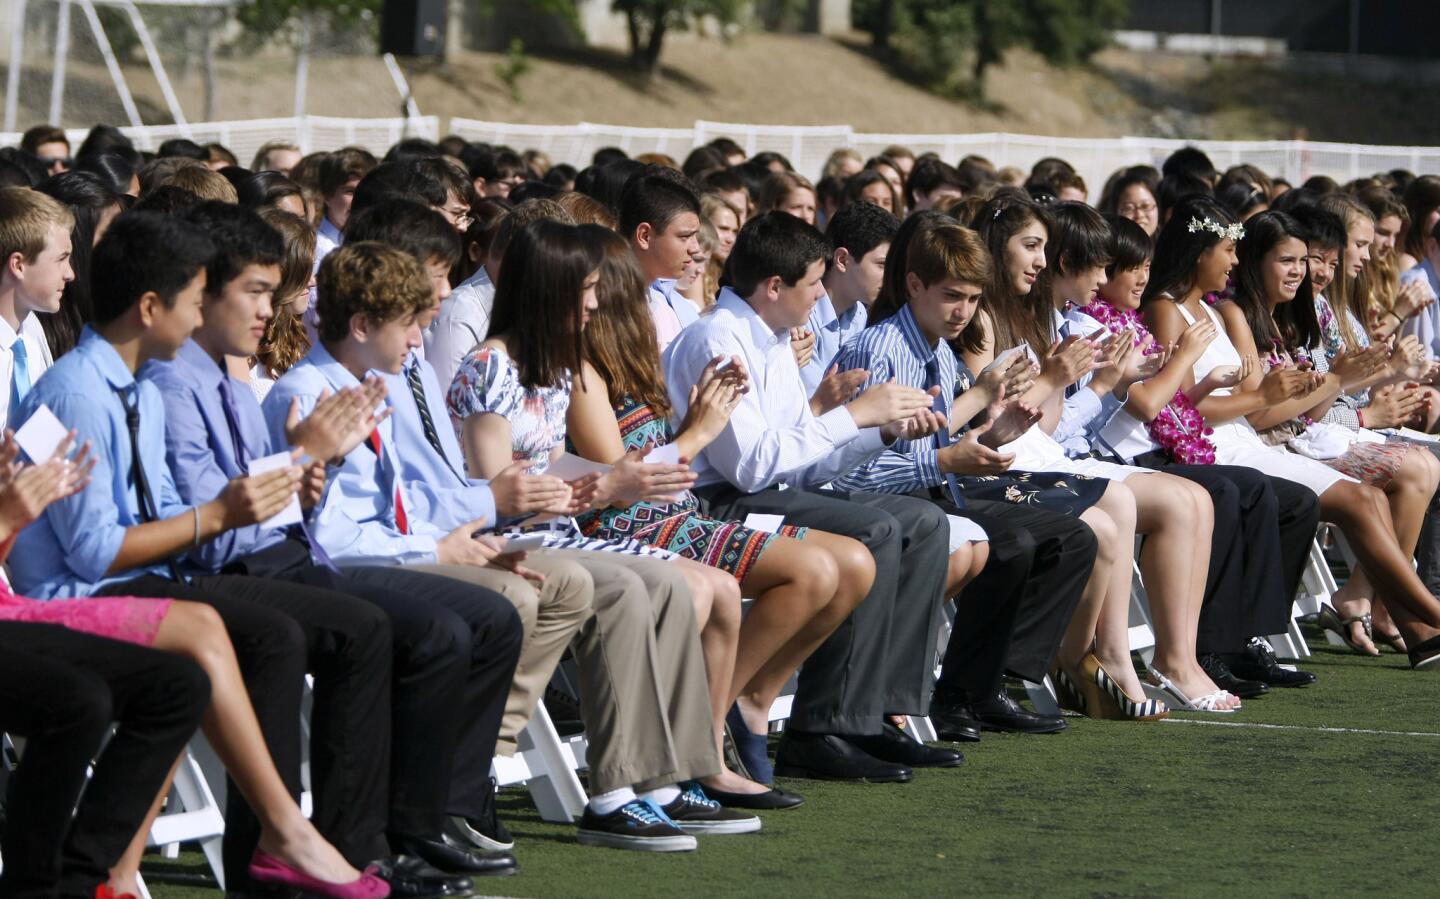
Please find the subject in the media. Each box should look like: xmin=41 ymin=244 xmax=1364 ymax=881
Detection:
xmin=906 ymin=157 xmax=964 ymax=206
xmin=183 ymin=201 xmax=284 ymax=296
xmin=592 ymin=146 xmax=629 ymax=167
xmin=344 ymin=197 xmax=461 ymax=268
xmin=1162 ymin=146 xmax=1217 ymax=183
xmin=702 ymin=167 xmax=747 ymax=197
xmin=824 ymin=201 xmax=899 ymax=270
xmin=130 ymin=184 xmax=200 ymax=216
xmin=543 ymin=163 xmax=578 ymax=188
xmin=469 ymin=147 xmax=524 ymax=182
xmin=350 ymin=159 xmax=451 ymax=218
xmin=0 ymin=148 xmax=46 ymax=186
xmin=90 ymin=210 xmax=215 ymax=325
xmin=384 ymin=138 xmax=442 ymax=163
xmin=1155 ymin=172 xmax=1213 ymax=220
xmin=157 ymin=138 xmax=208 ymax=160
xmin=1102 ymin=213 xmax=1152 ymax=277
xmin=1291 ymin=205 xmax=1347 ymax=253
xmin=619 ymin=172 xmax=701 ymax=239
xmin=722 ymin=211 xmax=829 ymax=298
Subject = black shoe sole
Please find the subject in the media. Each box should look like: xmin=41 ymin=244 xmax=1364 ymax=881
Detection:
xmin=976 ymin=720 xmax=1067 ymax=735
xmin=772 ymin=764 xmax=913 ymax=783
xmin=932 ymin=729 xmax=982 ymax=744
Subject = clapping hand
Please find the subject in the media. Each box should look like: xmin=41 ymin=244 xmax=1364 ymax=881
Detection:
xmin=810 ymin=364 xmax=869 ymax=415
xmin=0 ymin=430 xmax=94 ymax=542
xmin=790 ymin=328 xmax=816 ymax=369
xmin=978 ymin=400 xmax=1042 ymax=448
xmin=286 ymin=378 xmax=391 ymax=463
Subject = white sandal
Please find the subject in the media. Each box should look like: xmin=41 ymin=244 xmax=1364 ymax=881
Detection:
xmin=1143 ymin=667 xmax=1239 ymax=714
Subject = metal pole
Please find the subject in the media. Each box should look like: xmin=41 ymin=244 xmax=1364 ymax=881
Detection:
xmin=77 ymin=0 xmax=143 ymax=128
xmin=49 ymin=0 xmax=72 ymax=125
xmin=3 ymin=0 xmax=29 ymax=132
xmin=1348 ymin=0 xmax=1360 ymax=57
xmin=293 ymin=14 xmax=309 ymax=119
xmin=120 ymin=0 xmax=190 ymax=131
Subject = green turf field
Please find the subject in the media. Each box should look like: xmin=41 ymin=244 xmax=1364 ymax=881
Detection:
xmin=146 ymin=626 xmax=1440 ymax=898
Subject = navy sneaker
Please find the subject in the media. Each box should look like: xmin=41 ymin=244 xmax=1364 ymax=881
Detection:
xmin=659 ymin=783 xmax=762 ymax=835
xmin=576 ymin=799 xmax=697 ymax=852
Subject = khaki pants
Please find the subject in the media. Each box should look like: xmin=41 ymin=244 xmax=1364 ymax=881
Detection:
xmin=544 ymin=550 xmax=719 ymax=794
xmin=410 ymin=551 xmax=592 ymax=756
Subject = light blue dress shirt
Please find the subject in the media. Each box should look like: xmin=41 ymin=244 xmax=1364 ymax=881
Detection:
xmin=1401 ymin=260 xmax=1440 ymax=359
xmin=379 ymin=351 xmax=497 ymax=531
xmin=262 ymin=343 xmax=447 ymax=566
xmin=1059 ymin=308 xmax=1129 ymax=458
xmin=799 ymin=290 xmax=868 ymax=397
xmin=10 ymin=328 xmax=186 ymax=597
xmin=139 ymin=338 xmax=291 ymax=571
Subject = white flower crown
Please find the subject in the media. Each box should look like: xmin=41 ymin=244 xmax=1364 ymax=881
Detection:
xmin=1187 ymin=215 xmax=1245 ymax=242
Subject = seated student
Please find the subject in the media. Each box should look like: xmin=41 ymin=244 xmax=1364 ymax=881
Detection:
xmin=965 ymin=197 xmax=1240 ymax=713
xmin=315 ymin=148 xmax=376 ymax=263
xmin=831 ymin=218 xmax=1117 ymax=729
xmin=1080 ymin=214 xmax=1321 ymax=690
xmin=905 ymin=159 xmax=965 ymax=212
xmin=6 ymin=211 xmax=389 ymax=898
xmin=1224 ymin=209 xmax=1440 ymax=659
xmin=141 ymin=202 xmax=523 ymax=883
xmin=0 ymin=435 xmax=209 ymax=899
xmin=568 ymin=225 xmax=877 ymax=803
xmin=798 ymin=201 xmax=897 ymax=397
xmin=621 ymin=173 xmax=703 ymax=351
xmin=1400 ymin=218 xmax=1440 ymax=358
xmin=426 ymin=199 xmax=574 ymax=390
xmin=664 ymin=211 xmax=967 ymax=781
xmin=1143 ymin=195 xmax=1440 ymax=671
xmin=0 ymin=188 xmax=70 ymax=429
xmin=443 ymin=220 xmax=768 ymax=837
xmin=756 ymin=172 xmax=818 ymax=226
xmin=248 ymin=207 xmax=316 ymax=401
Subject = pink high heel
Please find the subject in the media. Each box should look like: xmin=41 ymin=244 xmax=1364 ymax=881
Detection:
xmin=249 ymin=849 xmax=391 ymax=899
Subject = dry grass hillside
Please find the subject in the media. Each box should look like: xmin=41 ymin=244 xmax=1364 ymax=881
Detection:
xmin=11 ymin=30 xmax=1440 ymax=144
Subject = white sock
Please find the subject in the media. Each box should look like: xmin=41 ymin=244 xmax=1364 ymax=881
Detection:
xmin=640 ymin=784 xmax=681 ymax=806
xmin=588 ymin=787 xmax=637 ymax=817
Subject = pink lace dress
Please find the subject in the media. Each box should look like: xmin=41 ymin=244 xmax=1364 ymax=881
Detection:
xmin=0 ymin=579 xmax=171 ymax=646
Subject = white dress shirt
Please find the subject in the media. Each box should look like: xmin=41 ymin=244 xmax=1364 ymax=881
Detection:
xmin=662 ymin=287 xmax=887 ymax=493
xmin=425 ymin=266 xmax=494 ymax=391
xmin=1 ymin=312 xmax=56 ymax=430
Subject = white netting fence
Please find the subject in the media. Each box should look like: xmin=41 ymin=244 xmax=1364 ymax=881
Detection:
xmin=6 ymin=115 xmax=1440 ymax=191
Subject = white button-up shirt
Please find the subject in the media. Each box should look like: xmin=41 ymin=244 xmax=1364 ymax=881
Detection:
xmin=662 ymin=287 xmax=887 ymax=493
xmin=425 ymin=266 xmax=495 ymax=391
xmin=1 ymin=312 xmax=56 ymax=430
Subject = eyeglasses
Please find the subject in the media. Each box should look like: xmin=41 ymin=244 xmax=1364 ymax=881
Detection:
xmin=1119 ymin=201 xmax=1158 ymax=216
xmin=442 ymin=207 xmax=474 ymax=229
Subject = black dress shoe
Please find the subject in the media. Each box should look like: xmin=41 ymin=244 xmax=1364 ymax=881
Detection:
xmin=1406 ymin=633 xmax=1440 ymax=670
xmin=1199 ymin=652 xmax=1269 ymax=699
xmin=1224 ymin=639 xmax=1317 ymax=688
xmin=368 ymin=854 xmax=474 ymax=897
xmin=968 ymin=691 xmax=1067 ymax=734
xmin=391 ymin=828 xmax=517 ymax=877
xmin=702 ymin=785 xmax=806 ymax=810
xmin=844 ymin=724 xmax=964 ymax=768
xmin=773 ymin=730 xmax=913 ymax=783
xmin=928 ymin=697 xmax=982 ymax=743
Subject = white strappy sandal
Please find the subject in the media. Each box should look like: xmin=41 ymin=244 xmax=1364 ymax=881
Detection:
xmin=1143 ymin=667 xmax=1239 ymax=714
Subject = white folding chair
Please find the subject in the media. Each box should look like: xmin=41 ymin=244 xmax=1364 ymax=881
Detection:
xmin=490 ymin=701 xmax=589 ymax=824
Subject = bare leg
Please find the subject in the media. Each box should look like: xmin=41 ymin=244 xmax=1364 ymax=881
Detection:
xmin=148 ymin=602 xmax=362 ymax=885
xmin=1128 ymin=472 xmax=1223 ymax=701
xmin=1332 ymin=567 xmax=1380 ymax=654
xmin=106 ymin=754 xmax=183 ymax=895
xmin=733 ymin=532 xmax=872 ymax=736
xmin=1320 ymin=481 xmax=1440 ymax=645
xmin=1058 ymin=485 xmax=1126 ymax=680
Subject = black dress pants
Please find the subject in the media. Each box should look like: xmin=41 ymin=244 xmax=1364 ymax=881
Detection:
xmin=918 ymin=495 xmax=1097 ymax=692
xmin=96 ymin=573 xmax=385 ymax=889
xmin=695 ymin=484 xmax=949 ymax=735
xmin=0 ymin=622 xmax=210 ymax=899
xmin=1133 ymin=454 xmax=1320 ymax=650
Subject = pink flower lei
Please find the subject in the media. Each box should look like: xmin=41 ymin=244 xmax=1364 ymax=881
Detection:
xmin=1079 ymin=298 xmax=1217 ymax=465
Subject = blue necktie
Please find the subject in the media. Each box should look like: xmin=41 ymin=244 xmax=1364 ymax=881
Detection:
xmin=10 ymin=338 xmax=30 ymax=411
xmin=925 ymin=356 xmax=967 ymax=510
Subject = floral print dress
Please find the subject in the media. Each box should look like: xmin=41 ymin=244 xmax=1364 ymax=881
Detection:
xmin=446 ymin=345 xmax=676 ymax=558
xmin=573 ymin=396 xmax=806 ymax=582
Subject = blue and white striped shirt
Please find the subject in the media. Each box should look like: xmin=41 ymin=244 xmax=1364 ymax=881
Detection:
xmin=830 ymin=305 xmax=951 ymax=494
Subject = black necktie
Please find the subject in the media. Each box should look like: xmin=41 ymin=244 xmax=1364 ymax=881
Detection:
xmin=216 ymin=375 xmax=250 ymax=468
xmin=407 ymin=362 xmax=462 ymax=479
xmin=120 ymin=387 xmax=185 ymax=581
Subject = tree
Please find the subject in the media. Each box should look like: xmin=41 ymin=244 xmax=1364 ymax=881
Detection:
xmin=856 ymin=0 xmax=1129 ymax=98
